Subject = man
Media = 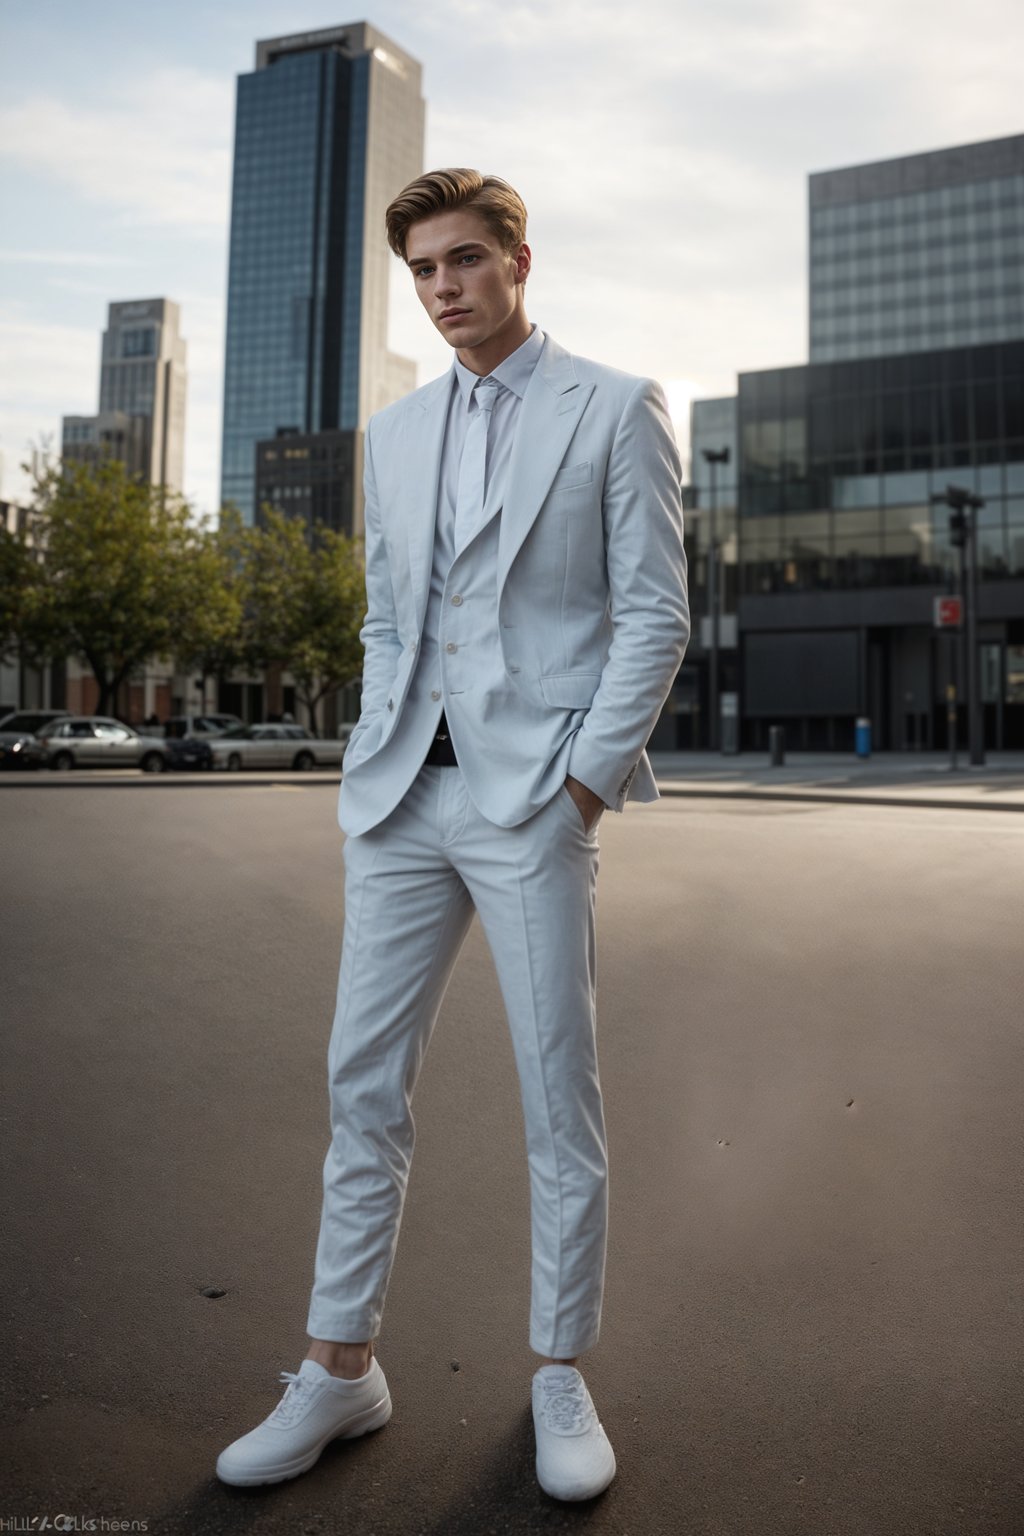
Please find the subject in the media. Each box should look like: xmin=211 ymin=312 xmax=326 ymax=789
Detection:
xmin=217 ymin=169 xmax=689 ymax=1501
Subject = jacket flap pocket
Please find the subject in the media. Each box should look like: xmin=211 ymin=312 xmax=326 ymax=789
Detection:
xmin=538 ymin=671 xmax=603 ymax=708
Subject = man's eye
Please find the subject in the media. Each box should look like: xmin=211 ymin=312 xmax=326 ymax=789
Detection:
xmin=414 ymin=265 xmax=433 ymax=278
xmin=459 ymin=254 xmax=478 ymax=265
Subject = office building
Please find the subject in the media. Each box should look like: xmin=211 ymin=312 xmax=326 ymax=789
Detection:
xmin=255 ymin=427 xmax=363 ymax=537
xmin=62 ymin=298 xmax=187 ymax=491
xmin=220 ymin=22 xmax=424 ymax=524
xmin=810 ymin=133 xmax=1024 ymax=363
xmin=684 ymin=133 xmax=1024 ymax=753
xmin=735 ymin=339 xmax=1024 ymax=750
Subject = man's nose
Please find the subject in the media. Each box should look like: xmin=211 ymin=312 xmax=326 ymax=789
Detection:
xmin=434 ymin=266 xmax=459 ymax=299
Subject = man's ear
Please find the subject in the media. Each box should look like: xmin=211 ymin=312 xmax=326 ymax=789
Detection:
xmin=514 ymin=242 xmax=532 ymax=286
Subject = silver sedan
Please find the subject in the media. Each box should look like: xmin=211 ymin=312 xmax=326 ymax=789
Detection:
xmin=207 ymin=723 xmax=344 ymax=772
xmin=37 ymin=716 xmax=172 ymax=772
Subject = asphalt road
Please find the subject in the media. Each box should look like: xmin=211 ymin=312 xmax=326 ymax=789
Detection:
xmin=2 ymin=782 xmax=1022 ymax=1536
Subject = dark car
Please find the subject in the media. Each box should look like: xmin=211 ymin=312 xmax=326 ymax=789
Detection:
xmin=0 ymin=709 xmax=71 ymax=735
xmin=0 ymin=731 xmax=47 ymax=770
xmin=163 ymin=735 xmax=214 ymax=771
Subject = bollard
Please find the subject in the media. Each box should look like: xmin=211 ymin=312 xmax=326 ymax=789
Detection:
xmin=855 ymin=716 xmax=872 ymax=758
xmin=769 ymin=725 xmax=785 ymax=767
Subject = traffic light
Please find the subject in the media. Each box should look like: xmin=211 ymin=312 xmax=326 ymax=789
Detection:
xmin=949 ymin=509 xmax=968 ymax=549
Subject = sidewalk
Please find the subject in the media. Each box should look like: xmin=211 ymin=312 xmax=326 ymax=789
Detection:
xmin=648 ymin=749 xmax=1024 ymax=812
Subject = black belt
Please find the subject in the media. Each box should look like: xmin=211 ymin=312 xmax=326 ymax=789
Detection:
xmin=423 ymin=712 xmax=459 ymax=766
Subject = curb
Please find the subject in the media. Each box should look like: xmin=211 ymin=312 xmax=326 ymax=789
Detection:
xmin=2 ymin=773 xmax=1022 ymax=813
xmin=656 ymin=784 xmax=1024 ymax=814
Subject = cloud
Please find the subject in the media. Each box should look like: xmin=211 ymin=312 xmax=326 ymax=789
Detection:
xmin=1 ymin=0 xmax=1021 ymax=513
xmin=0 ymin=313 xmax=99 ymax=412
xmin=0 ymin=250 xmax=136 ymax=267
xmin=0 ymin=314 xmax=99 ymax=502
xmin=0 ymin=67 xmax=232 ymax=233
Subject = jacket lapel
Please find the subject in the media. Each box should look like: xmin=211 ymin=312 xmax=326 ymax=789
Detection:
xmin=497 ymin=335 xmax=595 ymax=593
xmin=403 ymin=370 xmax=453 ymax=634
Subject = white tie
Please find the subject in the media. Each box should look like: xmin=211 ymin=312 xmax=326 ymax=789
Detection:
xmin=454 ymin=378 xmax=499 ymax=554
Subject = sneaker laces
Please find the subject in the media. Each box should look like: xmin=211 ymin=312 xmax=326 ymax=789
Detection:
xmin=536 ymin=1372 xmax=593 ymax=1434
xmin=268 ymin=1370 xmax=318 ymax=1428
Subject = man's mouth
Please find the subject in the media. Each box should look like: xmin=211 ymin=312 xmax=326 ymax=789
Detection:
xmin=439 ymin=308 xmax=470 ymax=322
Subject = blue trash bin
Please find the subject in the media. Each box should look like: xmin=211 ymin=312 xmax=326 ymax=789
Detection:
xmin=855 ymin=717 xmax=872 ymax=758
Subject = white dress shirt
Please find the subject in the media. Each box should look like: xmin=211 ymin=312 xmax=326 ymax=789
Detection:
xmin=415 ymin=325 xmax=547 ymax=721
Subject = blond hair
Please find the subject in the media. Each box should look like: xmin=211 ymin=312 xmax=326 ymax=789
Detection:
xmin=385 ymin=168 xmax=528 ymax=262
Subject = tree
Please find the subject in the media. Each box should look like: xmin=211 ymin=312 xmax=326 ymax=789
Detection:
xmin=170 ymin=508 xmax=247 ymax=711
xmin=0 ymin=521 xmax=40 ymax=665
xmin=246 ymin=506 xmax=366 ymax=734
xmin=27 ymin=459 xmax=195 ymax=716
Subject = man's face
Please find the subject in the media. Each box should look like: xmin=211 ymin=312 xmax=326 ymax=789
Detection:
xmin=405 ymin=207 xmax=530 ymax=358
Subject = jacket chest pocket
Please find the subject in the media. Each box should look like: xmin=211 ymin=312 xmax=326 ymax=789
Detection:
xmin=548 ymin=460 xmax=593 ymax=493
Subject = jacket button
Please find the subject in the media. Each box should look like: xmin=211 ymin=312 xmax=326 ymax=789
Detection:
xmin=387 ymin=699 xmax=394 ymax=711
xmin=451 ymin=594 xmax=463 ymax=606
xmin=431 ymin=690 xmax=441 ymax=702
xmin=446 ymin=642 xmax=457 ymax=653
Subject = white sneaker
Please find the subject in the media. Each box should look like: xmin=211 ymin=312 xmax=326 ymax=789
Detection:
xmin=216 ymin=1358 xmax=392 ymax=1486
xmin=532 ymin=1365 xmax=617 ymax=1501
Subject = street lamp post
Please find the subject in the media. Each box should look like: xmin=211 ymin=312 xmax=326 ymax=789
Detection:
xmin=701 ymin=447 xmax=730 ymax=753
xmin=932 ymin=485 xmax=985 ymax=767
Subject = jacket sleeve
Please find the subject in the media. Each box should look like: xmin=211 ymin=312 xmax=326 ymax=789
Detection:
xmin=352 ymin=420 xmax=403 ymax=727
xmin=566 ymin=378 xmax=690 ymax=809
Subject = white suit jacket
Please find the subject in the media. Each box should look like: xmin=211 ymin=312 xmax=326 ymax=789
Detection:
xmin=338 ymin=334 xmax=689 ymax=836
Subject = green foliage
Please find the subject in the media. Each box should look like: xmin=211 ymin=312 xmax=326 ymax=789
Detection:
xmin=245 ymin=506 xmax=366 ymax=734
xmin=0 ymin=521 xmax=40 ymax=664
xmin=26 ymin=459 xmax=195 ymax=714
xmin=10 ymin=460 xmax=368 ymax=727
xmin=170 ymin=506 xmax=247 ymax=692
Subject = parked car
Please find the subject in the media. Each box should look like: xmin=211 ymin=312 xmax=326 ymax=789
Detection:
xmin=36 ymin=715 xmax=175 ymax=772
xmin=163 ymin=735 xmax=214 ymax=771
xmin=162 ymin=713 xmax=242 ymax=739
xmin=208 ymin=723 xmax=345 ymax=772
xmin=0 ymin=708 xmax=71 ymax=735
xmin=0 ymin=730 xmax=47 ymax=770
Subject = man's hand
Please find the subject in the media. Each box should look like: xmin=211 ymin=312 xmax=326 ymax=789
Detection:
xmin=564 ymin=774 xmax=605 ymax=833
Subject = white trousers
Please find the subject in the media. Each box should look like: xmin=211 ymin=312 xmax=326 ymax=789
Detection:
xmin=307 ymin=764 xmax=607 ymax=1358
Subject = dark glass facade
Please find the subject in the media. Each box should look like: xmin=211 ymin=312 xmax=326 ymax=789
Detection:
xmin=734 ymin=340 xmax=1024 ymax=750
xmin=221 ymin=47 xmax=367 ymax=521
xmin=738 ymin=341 xmax=1024 ymax=592
xmin=255 ymin=428 xmax=363 ymax=537
xmin=810 ymin=135 xmax=1024 ymax=362
xmin=686 ymin=136 xmax=1024 ymax=754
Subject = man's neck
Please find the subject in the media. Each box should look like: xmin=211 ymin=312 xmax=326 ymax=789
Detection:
xmin=456 ymin=311 xmax=533 ymax=378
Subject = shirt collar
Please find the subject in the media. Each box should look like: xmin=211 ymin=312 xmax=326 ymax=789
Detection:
xmin=453 ymin=323 xmax=546 ymax=406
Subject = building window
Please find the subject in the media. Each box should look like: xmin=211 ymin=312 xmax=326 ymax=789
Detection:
xmin=122 ymin=328 xmax=156 ymax=359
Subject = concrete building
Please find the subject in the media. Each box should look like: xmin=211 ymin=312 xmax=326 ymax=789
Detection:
xmin=62 ymin=298 xmax=188 ymax=491
xmin=683 ymin=133 xmax=1024 ymax=754
xmin=220 ymin=22 xmax=425 ymax=525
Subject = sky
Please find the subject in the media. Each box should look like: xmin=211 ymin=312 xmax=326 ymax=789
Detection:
xmin=0 ymin=0 xmax=1021 ymax=517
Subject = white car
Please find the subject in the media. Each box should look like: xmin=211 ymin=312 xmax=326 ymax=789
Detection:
xmin=208 ymin=723 xmax=345 ymax=772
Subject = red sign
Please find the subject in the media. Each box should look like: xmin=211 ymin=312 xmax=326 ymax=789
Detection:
xmin=934 ymin=596 xmax=963 ymax=629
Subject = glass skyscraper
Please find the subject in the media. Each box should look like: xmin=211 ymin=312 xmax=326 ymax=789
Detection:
xmin=220 ymin=23 xmax=424 ymax=523
xmin=810 ymin=134 xmax=1024 ymax=363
